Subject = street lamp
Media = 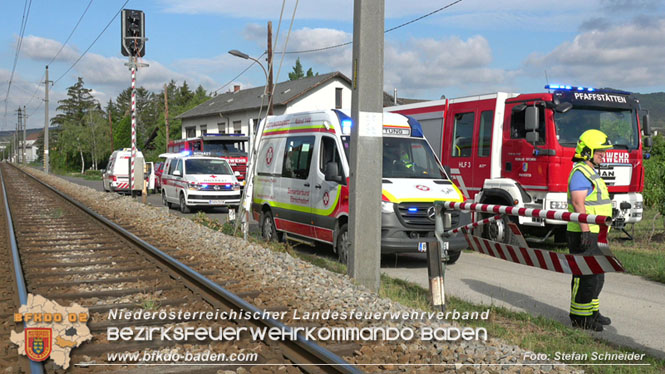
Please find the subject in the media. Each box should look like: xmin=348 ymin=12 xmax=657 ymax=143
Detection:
xmin=228 ymin=50 xmax=272 ymax=114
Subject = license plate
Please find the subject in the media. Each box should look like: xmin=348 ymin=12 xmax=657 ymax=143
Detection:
xmin=209 ymin=200 xmax=226 ymax=204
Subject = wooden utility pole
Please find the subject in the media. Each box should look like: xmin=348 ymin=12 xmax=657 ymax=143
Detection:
xmin=108 ymin=110 xmax=114 ymax=152
xmin=164 ymin=83 xmax=170 ymax=151
xmin=267 ymin=21 xmax=274 ymax=115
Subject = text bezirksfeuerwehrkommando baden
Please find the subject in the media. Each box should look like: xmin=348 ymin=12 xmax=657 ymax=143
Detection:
xmin=106 ymin=308 xmax=490 ymax=342
xmin=107 ymin=308 xmax=489 ymax=322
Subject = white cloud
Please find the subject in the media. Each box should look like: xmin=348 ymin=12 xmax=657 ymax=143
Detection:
xmin=19 ymin=35 xmax=79 ymax=62
xmin=522 ymin=18 xmax=665 ymax=90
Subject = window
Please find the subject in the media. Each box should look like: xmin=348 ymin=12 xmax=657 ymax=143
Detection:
xmin=176 ymin=159 xmax=183 ymax=175
xmin=511 ymin=108 xmax=546 ymax=144
xmin=167 ymin=159 xmax=178 ymax=175
xmin=185 ymin=159 xmax=232 ymax=175
xmin=217 ymin=122 xmax=226 ymax=134
xmin=478 ymin=111 xmax=494 ymax=157
xmin=319 ymin=136 xmax=342 ymax=179
xmin=335 ymin=87 xmax=343 ymax=109
xmin=200 ymin=125 xmax=207 ymax=136
xmin=282 ymin=136 xmax=315 ymax=179
xmin=451 ymin=112 xmax=474 ymax=157
xmin=185 ymin=127 xmax=196 ymax=138
xmin=233 ymin=120 xmax=242 ymax=134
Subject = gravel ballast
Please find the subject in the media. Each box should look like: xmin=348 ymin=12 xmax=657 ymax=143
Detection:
xmin=20 ymin=167 xmax=583 ymax=374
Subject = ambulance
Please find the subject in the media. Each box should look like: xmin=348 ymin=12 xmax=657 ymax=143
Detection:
xmin=102 ymin=148 xmax=145 ymax=194
xmin=160 ymin=153 xmax=242 ymax=213
xmin=251 ymin=110 xmax=468 ymax=264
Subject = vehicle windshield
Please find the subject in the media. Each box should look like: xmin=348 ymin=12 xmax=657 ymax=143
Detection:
xmin=554 ymin=108 xmax=638 ymax=150
xmin=341 ymin=136 xmax=447 ymax=179
xmin=185 ymin=159 xmax=233 ymax=175
xmin=204 ymin=140 xmax=246 ymax=155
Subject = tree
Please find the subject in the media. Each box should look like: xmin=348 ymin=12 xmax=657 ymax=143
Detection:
xmin=288 ymin=58 xmax=317 ymax=80
xmin=51 ymin=77 xmax=108 ymax=172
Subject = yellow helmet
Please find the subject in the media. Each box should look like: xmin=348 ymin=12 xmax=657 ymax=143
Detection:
xmin=574 ymin=129 xmax=613 ymax=160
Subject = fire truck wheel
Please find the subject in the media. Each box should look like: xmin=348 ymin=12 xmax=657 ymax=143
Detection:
xmin=102 ymin=181 xmax=109 ymax=192
xmin=335 ymin=223 xmax=350 ymax=265
xmin=481 ymin=213 xmax=514 ymax=244
xmin=445 ymin=250 xmax=462 ymax=265
xmin=179 ymin=193 xmax=191 ymax=213
xmin=261 ymin=211 xmax=279 ymax=242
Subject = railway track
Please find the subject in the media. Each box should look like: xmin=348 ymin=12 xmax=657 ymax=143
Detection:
xmin=1 ymin=163 xmax=360 ymax=374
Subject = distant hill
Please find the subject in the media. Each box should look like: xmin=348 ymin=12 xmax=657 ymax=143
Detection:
xmin=634 ymin=92 xmax=665 ymax=131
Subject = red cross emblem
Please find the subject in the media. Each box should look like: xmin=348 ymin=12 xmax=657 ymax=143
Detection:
xmin=416 ymin=185 xmax=430 ymax=191
xmin=266 ymin=146 xmax=274 ymax=165
xmin=323 ymin=192 xmax=330 ymax=206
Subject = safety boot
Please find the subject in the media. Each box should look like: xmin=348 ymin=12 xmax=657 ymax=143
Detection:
xmin=593 ymin=311 xmax=612 ymax=325
xmin=570 ymin=315 xmax=603 ymax=331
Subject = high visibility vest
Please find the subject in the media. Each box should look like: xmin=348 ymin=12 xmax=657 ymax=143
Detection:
xmin=567 ymin=162 xmax=612 ymax=233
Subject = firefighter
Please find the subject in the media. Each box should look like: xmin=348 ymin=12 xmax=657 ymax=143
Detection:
xmin=567 ymin=129 xmax=613 ymax=331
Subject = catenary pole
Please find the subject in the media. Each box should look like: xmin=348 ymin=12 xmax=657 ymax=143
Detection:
xmin=348 ymin=0 xmax=384 ymax=291
xmin=22 ymin=106 xmax=27 ymax=164
xmin=44 ymin=66 xmax=51 ymax=173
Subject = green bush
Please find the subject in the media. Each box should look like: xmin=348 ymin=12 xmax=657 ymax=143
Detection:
xmin=84 ymin=169 xmax=103 ymax=178
xmin=643 ymin=134 xmax=665 ymax=216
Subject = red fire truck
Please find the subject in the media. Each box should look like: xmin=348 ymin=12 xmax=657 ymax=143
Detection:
xmin=167 ymin=134 xmax=249 ymax=184
xmin=387 ymin=85 xmax=652 ymax=242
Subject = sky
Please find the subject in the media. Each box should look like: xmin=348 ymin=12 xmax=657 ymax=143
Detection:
xmin=1 ymin=0 xmax=665 ymax=131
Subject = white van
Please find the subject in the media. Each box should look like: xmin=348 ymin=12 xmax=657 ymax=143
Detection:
xmin=160 ymin=153 xmax=241 ymax=213
xmin=252 ymin=110 xmax=469 ymax=264
xmin=102 ymin=148 xmax=145 ymax=194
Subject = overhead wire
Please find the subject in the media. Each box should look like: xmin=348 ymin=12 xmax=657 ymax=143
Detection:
xmin=3 ymin=0 xmax=33 ymax=130
xmin=53 ymin=0 xmax=130 ymax=84
xmin=280 ymin=0 xmax=464 ymax=55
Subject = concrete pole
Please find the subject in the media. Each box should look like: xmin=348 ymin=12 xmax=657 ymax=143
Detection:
xmin=44 ymin=66 xmax=51 ymax=173
xmin=16 ymin=108 xmax=21 ymax=163
xmin=348 ymin=0 xmax=384 ymax=292
xmin=23 ymin=106 xmax=27 ymax=164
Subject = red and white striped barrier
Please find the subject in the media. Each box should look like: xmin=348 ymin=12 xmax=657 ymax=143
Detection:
xmin=116 ymin=183 xmax=129 ymax=190
xmin=130 ymin=63 xmax=137 ymax=192
xmin=434 ymin=201 xmax=623 ymax=276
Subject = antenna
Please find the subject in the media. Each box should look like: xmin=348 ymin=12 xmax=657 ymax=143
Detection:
xmin=544 ymin=70 xmax=550 ymax=88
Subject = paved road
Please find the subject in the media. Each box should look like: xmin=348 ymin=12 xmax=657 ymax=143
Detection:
xmin=57 ymin=174 xmax=665 ymax=359
xmin=383 ymin=251 xmax=665 ymax=359
xmin=59 ymin=175 xmax=236 ymax=224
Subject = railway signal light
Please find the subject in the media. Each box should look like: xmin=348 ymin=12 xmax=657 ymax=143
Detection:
xmin=121 ymin=9 xmax=145 ymax=57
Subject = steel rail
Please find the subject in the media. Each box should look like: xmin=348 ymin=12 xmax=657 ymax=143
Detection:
xmin=8 ymin=164 xmax=361 ymax=374
xmin=0 ymin=166 xmax=44 ymax=374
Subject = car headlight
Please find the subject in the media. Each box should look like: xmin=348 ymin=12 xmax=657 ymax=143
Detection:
xmin=634 ymin=201 xmax=643 ymax=209
xmin=381 ymin=201 xmax=394 ymax=213
xmin=549 ymin=201 xmax=568 ymax=210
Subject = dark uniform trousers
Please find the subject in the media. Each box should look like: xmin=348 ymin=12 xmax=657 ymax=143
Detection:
xmin=567 ymin=231 xmax=604 ymax=318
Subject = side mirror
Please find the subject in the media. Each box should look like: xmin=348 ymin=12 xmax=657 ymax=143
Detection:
xmin=525 ymin=106 xmax=539 ymax=131
xmin=234 ymin=171 xmax=240 ymax=177
xmin=642 ymin=112 xmax=651 ymax=135
xmin=555 ymin=102 xmax=573 ymax=113
xmin=174 ymin=170 xmax=182 ymax=177
xmin=324 ymin=161 xmax=343 ymax=183
xmin=526 ymin=131 xmax=540 ymax=143
xmin=644 ymin=137 xmax=653 ymax=148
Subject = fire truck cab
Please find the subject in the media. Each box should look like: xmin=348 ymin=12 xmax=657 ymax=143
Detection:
xmin=387 ymin=85 xmax=651 ymax=242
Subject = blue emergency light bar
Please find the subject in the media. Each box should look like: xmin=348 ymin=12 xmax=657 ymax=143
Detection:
xmin=545 ymin=84 xmax=632 ymax=95
xmin=546 ymin=84 xmax=594 ymax=92
xmin=408 ymin=207 xmax=418 ymax=213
